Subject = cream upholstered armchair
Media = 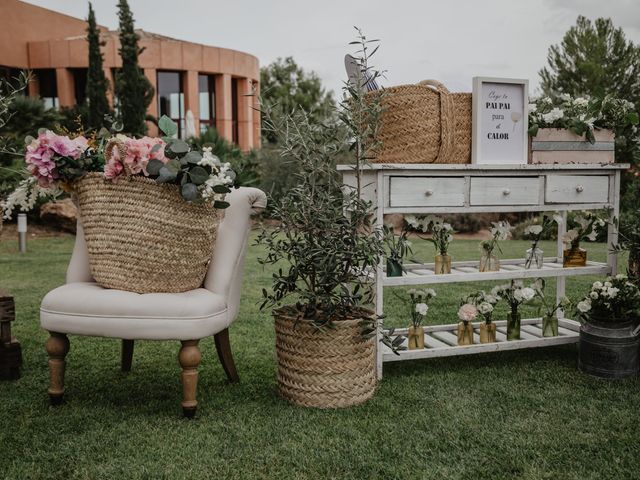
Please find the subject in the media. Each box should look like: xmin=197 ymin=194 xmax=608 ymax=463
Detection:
xmin=40 ymin=187 xmax=266 ymax=417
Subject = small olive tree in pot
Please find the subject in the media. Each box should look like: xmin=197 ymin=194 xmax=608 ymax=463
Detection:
xmin=258 ymin=31 xmax=401 ymax=408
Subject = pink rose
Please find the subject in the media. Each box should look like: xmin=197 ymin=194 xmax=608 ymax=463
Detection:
xmin=457 ymin=303 xmax=478 ymax=323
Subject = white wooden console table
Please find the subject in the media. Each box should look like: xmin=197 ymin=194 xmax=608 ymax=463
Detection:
xmin=338 ymin=163 xmax=628 ymax=379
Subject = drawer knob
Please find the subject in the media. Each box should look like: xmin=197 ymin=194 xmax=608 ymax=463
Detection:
xmin=425 ymin=189 xmax=434 ymax=197
xmin=576 ymin=185 xmax=584 ymax=193
xmin=502 ymin=188 xmax=511 ymax=196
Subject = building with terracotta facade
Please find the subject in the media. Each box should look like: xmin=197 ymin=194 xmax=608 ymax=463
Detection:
xmin=0 ymin=0 xmax=260 ymax=151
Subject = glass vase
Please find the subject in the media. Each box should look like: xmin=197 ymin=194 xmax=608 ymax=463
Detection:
xmin=507 ymin=311 xmax=521 ymax=341
xmin=407 ymin=326 xmax=425 ymax=350
xmin=542 ymin=315 xmax=558 ymax=337
xmin=525 ymin=246 xmax=544 ymax=269
xmin=479 ymin=251 xmax=500 ymax=272
xmin=434 ymin=254 xmax=452 ymax=274
xmin=563 ymin=245 xmax=587 ymax=267
xmin=457 ymin=321 xmax=474 ymax=346
xmin=479 ymin=322 xmax=496 ymax=343
xmin=386 ymin=258 xmax=403 ymax=277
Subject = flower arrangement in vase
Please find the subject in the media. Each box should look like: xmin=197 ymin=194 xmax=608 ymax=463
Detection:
xmin=405 ymin=288 xmax=437 ymax=350
xmin=456 ymin=303 xmax=478 ymax=345
xmin=491 ymin=280 xmax=536 ymax=340
xmin=479 ymin=221 xmax=511 ymax=272
xmin=523 ymin=214 xmax=561 ymax=269
xmin=383 ymin=223 xmax=413 ymax=277
xmin=464 ymin=290 xmax=500 ymax=343
xmin=404 ymin=215 xmax=454 ymax=274
xmin=573 ymin=274 xmax=640 ymax=379
xmin=562 ymin=212 xmax=606 ymax=267
xmin=531 ymin=279 xmax=571 ymax=337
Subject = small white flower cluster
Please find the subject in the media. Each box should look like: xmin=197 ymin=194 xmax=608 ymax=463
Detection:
xmin=490 ymin=221 xmax=511 ymax=241
xmin=2 ymin=177 xmax=59 ymax=219
xmin=415 ymin=303 xmax=428 ymax=316
xmin=562 ymin=213 xmax=606 ymax=246
xmin=198 ymin=147 xmax=235 ymax=204
xmin=524 ymin=225 xmax=543 ymax=236
xmin=492 ymin=280 xmax=536 ymax=307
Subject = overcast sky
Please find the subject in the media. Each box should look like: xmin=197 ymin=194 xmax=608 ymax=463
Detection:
xmin=24 ymin=0 xmax=640 ymax=96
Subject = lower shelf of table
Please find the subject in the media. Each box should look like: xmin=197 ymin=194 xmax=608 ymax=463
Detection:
xmin=381 ymin=318 xmax=580 ymax=362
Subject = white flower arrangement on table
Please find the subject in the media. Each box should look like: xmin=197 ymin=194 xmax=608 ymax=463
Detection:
xmin=463 ymin=290 xmax=500 ymax=324
xmin=574 ymin=274 xmax=640 ymax=323
xmin=562 ymin=212 xmax=606 ymax=250
xmin=480 ymin=221 xmax=511 ymax=256
xmin=407 ymin=288 xmax=437 ymax=329
xmin=491 ymin=280 xmax=536 ymax=318
xmin=523 ymin=214 xmax=562 ymax=268
xmin=528 ymin=93 xmax=639 ymax=143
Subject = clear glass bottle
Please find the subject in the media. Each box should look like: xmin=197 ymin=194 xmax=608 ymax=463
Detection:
xmin=525 ymin=245 xmax=544 ymax=269
xmin=479 ymin=251 xmax=500 ymax=272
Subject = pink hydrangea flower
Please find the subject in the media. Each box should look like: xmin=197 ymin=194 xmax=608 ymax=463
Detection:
xmin=457 ymin=303 xmax=478 ymax=323
xmin=25 ymin=131 xmax=88 ymax=187
xmin=104 ymin=136 xmax=167 ymax=180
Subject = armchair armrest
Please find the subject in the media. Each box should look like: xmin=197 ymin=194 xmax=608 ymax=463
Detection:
xmin=203 ymin=187 xmax=267 ymax=321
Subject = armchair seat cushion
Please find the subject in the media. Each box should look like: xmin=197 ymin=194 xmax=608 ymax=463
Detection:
xmin=40 ymin=282 xmax=229 ymax=341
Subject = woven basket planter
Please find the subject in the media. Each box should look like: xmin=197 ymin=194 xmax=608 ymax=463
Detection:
xmin=74 ymin=173 xmax=219 ymax=294
xmin=369 ymin=79 xmax=471 ymax=164
xmin=274 ymin=307 xmax=377 ymax=408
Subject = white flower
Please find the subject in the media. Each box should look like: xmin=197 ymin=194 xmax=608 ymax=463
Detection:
xmin=562 ymin=230 xmax=578 ymax=244
xmin=590 ymin=291 xmax=599 ymax=300
xmin=525 ymin=225 xmax=543 ymax=236
xmin=528 ymin=103 xmax=537 ymax=113
xmin=2 ymin=177 xmax=59 ymax=219
xmin=586 ymin=230 xmax=598 ymax=242
xmin=604 ymin=281 xmax=612 ymax=288
xmin=592 ymin=281 xmax=603 ymax=289
xmin=520 ymin=287 xmax=536 ymax=302
xmin=607 ymin=287 xmax=619 ymax=298
xmin=415 ymin=303 xmax=428 ymax=316
xmin=574 ymin=97 xmax=589 ymax=108
xmin=485 ymin=294 xmax=498 ymax=304
xmin=542 ymin=108 xmax=564 ymax=123
xmin=425 ymin=288 xmax=437 ymax=298
xmin=559 ymin=93 xmax=571 ymax=101
xmin=514 ymin=289 xmax=524 ymax=302
xmin=615 ymin=274 xmax=627 ymax=280
xmin=478 ymin=302 xmax=494 ymax=314
xmin=577 ymin=300 xmax=592 ymax=313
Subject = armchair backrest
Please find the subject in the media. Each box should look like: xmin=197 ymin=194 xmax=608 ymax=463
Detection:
xmin=66 ymin=187 xmax=266 ymax=321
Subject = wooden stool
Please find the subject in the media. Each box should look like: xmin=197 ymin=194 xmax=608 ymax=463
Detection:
xmin=0 ymin=289 xmax=22 ymax=380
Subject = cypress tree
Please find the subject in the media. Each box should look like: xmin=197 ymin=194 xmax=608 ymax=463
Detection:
xmin=115 ymin=0 xmax=154 ymax=136
xmin=85 ymin=3 xmax=110 ymax=131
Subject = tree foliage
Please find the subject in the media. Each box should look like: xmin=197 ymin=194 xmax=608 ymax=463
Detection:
xmin=114 ymin=0 xmax=154 ymax=136
xmin=260 ymin=57 xmax=335 ymax=143
xmin=86 ymin=2 xmax=110 ymax=131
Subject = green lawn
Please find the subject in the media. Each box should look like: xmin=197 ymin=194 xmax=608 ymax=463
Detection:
xmin=1 ymin=234 xmax=639 ymax=480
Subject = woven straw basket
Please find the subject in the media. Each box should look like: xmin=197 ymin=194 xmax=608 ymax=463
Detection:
xmin=74 ymin=173 xmax=219 ymax=294
xmin=371 ymin=79 xmax=471 ymax=164
xmin=274 ymin=308 xmax=377 ymax=408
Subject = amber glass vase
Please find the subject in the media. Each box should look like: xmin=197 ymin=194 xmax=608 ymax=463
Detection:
xmin=480 ymin=322 xmax=496 ymax=343
xmin=434 ymin=254 xmax=452 ymax=274
xmin=563 ymin=244 xmax=587 ymax=267
xmin=407 ymin=326 xmax=425 ymax=350
xmin=457 ymin=321 xmax=474 ymax=345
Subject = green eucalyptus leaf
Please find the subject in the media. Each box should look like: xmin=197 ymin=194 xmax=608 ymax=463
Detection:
xmin=213 ymin=200 xmax=230 ymax=209
xmin=166 ymin=159 xmax=181 ymax=173
xmin=158 ymin=115 xmax=178 ymax=137
xmin=189 ymin=166 xmax=209 ymax=185
xmin=212 ymin=184 xmax=230 ymax=194
xmin=184 ymin=151 xmax=203 ymax=164
xmin=146 ymin=159 xmax=164 ymax=176
xmin=181 ymin=182 xmax=199 ymax=201
xmin=169 ymin=140 xmax=190 ymax=154
xmin=157 ymin=166 xmax=177 ymax=183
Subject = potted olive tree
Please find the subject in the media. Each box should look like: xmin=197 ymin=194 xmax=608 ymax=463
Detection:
xmin=258 ymin=32 xmax=400 ymax=408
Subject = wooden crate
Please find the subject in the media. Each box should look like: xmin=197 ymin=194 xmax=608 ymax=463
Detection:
xmin=529 ymin=128 xmax=614 ymax=164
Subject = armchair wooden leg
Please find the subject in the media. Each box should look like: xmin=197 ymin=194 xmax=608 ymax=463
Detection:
xmin=178 ymin=340 xmax=201 ymax=418
xmin=214 ymin=328 xmax=239 ymax=383
xmin=45 ymin=332 xmax=69 ymax=406
xmin=121 ymin=340 xmax=134 ymax=372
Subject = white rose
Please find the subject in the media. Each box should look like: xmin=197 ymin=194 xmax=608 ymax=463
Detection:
xmin=528 ymin=225 xmax=543 ymax=236
xmin=415 ymin=303 xmax=428 ymax=316
xmin=604 ymin=281 xmax=612 ymax=288
xmin=590 ymin=291 xmax=599 ymax=300
xmin=478 ymin=302 xmax=494 ymax=314
xmin=514 ymin=289 xmax=524 ymax=302
xmin=577 ymin=300 xmax=591 ymax=313
xmin=593 ymin=281 xmax=603 ymax=289
xmin=607 ymin=287 xmax=619 ymax=298
xmin=528 ymin=103 xmax=537 ymax=112
xmin=520 ymin=287 xmax=536 ymax=301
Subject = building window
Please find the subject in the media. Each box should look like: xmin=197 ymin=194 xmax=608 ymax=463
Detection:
xmin=231 ymin=77 xmax=238 ymax=144
xmin=71 ymin=68 xmax=88 ymax=105
xmin=157 ymin=71 xmax=184 ymax=137
xmin=198 ymin=74 xmax=216 ymax=134
xmin=36 ymin=69 xmax=58 ymax=109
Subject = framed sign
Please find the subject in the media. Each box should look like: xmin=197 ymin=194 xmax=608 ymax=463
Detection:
xmin=472 ymin=77 xmax=529 ymax=164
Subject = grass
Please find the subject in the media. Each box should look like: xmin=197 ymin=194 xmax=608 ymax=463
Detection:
xmin=1 ymin=234 xmax=639 ymax=479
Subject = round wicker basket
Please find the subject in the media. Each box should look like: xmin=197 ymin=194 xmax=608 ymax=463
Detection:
xmin=370 ymin=79 xmax=471 ymax=164
xmin=274 ymin=307 xmax=377 ymax=408
xmin=74 ymin=173 xmax=219 ymax=294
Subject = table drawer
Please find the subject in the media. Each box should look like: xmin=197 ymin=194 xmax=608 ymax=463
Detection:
xmin=470 ymin=177 xmax=539 ymax=206
xmin=389 ymin=176 xmax=465 ymax=207
xmin=545 ymin=175 xmax=609 ymax=204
